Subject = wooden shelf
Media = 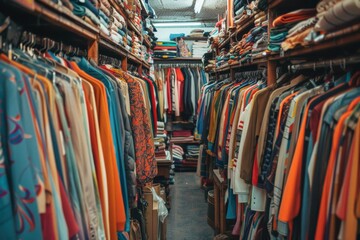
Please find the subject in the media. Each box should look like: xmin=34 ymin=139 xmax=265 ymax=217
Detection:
xmin=269 ymin=0 xmax=285 ymax=9
xmin=218 ymin=36 xmax=231 ymax=49
xmin=127 ymin=52 xmax=143 ymax=65
xmin=140 ymin=0 xmax=149 ymax=17
xmin=142 ymin=61 xmax=151 ymax=69
xmin=230 ymin=57 xmax=268 ymax=69
xmin=144 ymin=37 xmax=152 ymax=48
xmin=215 ymin=65 xmax=230 ymax=72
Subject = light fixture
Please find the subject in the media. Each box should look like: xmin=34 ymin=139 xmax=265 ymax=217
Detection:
xmin=194 ymin=0 xmax=205 ymax=13
xmin=153 ymin=22 xmax=202 ymax=27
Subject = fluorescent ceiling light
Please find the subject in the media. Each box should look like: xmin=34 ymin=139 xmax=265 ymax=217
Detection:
xmin=194 ymin=0 xmax=205 ymax=13
xmin=153 ymin=22 xmax=202 ymax=27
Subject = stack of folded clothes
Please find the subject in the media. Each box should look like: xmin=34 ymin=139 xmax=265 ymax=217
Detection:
xmin=268 ymin=8 xmax=317 ymax=53
xmin=110 ymin=8 xmax=127 ymax=45
xmin=172 ymin=145 xmax=185 ymax=169
xmin=192 ymin=41 xmax=208 ymax=58
xmin=171 ymin=130 xmax=194 ymax=142
xmin=123 ymin=33 xmax=133 ymax=52
xmin=251 ymin=31 xmax=268 ymax=60
xmin=71 ymin=0 xmax=100 ymax=28
xmin=280 ymin=17 xmax=317 ymax=51
xmin=157 ymin=121 xmax=167 ymax=138
xmin=182 ymin=145 xmax=200 ymax=168
xmin=285 ymin=0 xmax=360 ymax=51
xmin=131 ymin=34 xmax=142 ymax=58
xmin=189 ymin=29 xmax=205 ymax=37
xmin=140 ymin=45 xmax=146 ymax=61
xmin=239 ymin=26 xmax=267 ymax=63
xmin=215 ymin=48 xmax=229 ymax=68
xmin=254 ymin=11 xmax=267 ymax=27
xmin=154 ymin=121 xmax=170 ymax=161
xmin=154 ymin=41 xmax=178 ymax=58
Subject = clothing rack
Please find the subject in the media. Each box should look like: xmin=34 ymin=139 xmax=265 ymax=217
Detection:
xmin=16 ymin=31 xmax=87 ymax=57
xmin=288 ymin=55 xmax=360 ymax=72
xmin=234 ymin=69 xmax=267 ymax=79
xmin=154 ymin=63 xmax=203 ymax=69
xmin=99 ymin=54 xmax=122 ymax=68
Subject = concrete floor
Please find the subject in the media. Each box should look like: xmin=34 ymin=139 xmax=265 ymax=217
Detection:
xmin=166 ymin=172 xmax=214 ymax=240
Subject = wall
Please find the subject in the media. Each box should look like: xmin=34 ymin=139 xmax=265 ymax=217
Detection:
xmin=155 ymin=27 xmax=214 ymax=41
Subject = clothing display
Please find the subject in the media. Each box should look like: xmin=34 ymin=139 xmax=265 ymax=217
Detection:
xmin=2 ymin=0 xmax=360 ymax=239
xmin=154 ymin=41 xmax=178 ymax=59
xmin=197 ymin=68 xmax=360 ymax=239
xmin=0 ymin=42 xmax=161 ymax=239
xmin=154 ymin=66 xmax=208 ymax=121
xmin=192 ymin=41 xmax=209 ymax=58
xmin=217 ymin=6 xmax=268 ymax=68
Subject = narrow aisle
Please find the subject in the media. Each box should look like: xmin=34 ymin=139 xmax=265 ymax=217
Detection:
xmin=167 ymin=172 xmax=213 ymax=240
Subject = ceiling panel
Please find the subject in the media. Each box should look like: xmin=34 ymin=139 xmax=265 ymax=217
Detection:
xmin=149 ymin=0 xmax=226 ymax=23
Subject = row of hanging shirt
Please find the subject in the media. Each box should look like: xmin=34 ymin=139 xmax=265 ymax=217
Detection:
xmin=0 ymin=41 xmax=158 ymax=240
xmin=195 ymin=68 xmax=360 ymax=239
xmin=154 ymin=66 xmax=208 ymax=122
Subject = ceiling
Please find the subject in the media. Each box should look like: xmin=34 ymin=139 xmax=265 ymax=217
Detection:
xmin=149 ymin=0 xmax=226 ymax=25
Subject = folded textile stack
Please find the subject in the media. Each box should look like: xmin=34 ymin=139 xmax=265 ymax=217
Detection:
xmin=186 ymin=145 xmax=200 ymax=159
xmin=154 ymin=122 xmax=169 ymax=161
xmin=238 ymin=26 xmax=267 ymax=63
xmin=183 ymin=145 xmax=200 ymax=167
xmin=131 ymin=34 xmax=142 ymax=58
xmin=154 ymin=41 xmax=178 ymax=58
xmin=268 ymin=8 xmax=317 ymax=52
xmin=233 ymin=0 xmax=266 ymax=29
xmin=172 ymin=145 xmax=185 ymax=167
xmin=192 ymin=41 xmax=208 ymax=58
xmin=125 ymin=33 xmax=132 ymax=51
xmin=189 ymin=29 xmax=205 ymax=38
xmin=275 ymin=0 xmax=360 ymax=52
xmin=171 ymin=130 xmax=194 ymax=142
xmin=218 ymin=24 xmax=267 ymax=66
xmin=216 ymin=48 xmax=230 ymax=68
xmin=71 ymin=0 xmax=100 ymax=28
xmin=172 ymin=130 xmax=192 ymax=137
xmin=157 ymin=121 xmax=167 ymax=138
xmin=139 ymin=45 xmax=150 ymax=62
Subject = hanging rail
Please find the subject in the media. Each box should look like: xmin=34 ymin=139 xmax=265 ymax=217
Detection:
xmin=154 ymin=63 xmax=203 ymax=68
xmin=288 ymin=55 xmax=360 ymax=72
xmin=234 ymin=68 xmax=267 ymax=79
xmin=17 ymin=31 xmax=87 ymax=57
xmin=99 ymin=54 xmax=122 ymax=68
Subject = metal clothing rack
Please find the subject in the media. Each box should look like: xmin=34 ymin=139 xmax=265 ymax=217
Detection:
xmin=99 ymin=54 xmax=122 ymax=68
xmin=288 ymin=55 xmax=360 ymax=72
xmin=235 ymin=69 xmax=267 ymax=79
xmin=154 ymin=62 xmax=203 ymax=69
xmin=18 ymin=31 xmax=87 ymax=57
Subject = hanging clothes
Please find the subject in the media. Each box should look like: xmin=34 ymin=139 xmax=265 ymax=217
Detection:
xmin=0 ymin=45 xmax=158 ymax=240
xmin=196 ymin=69 xmax=360 ymax=239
